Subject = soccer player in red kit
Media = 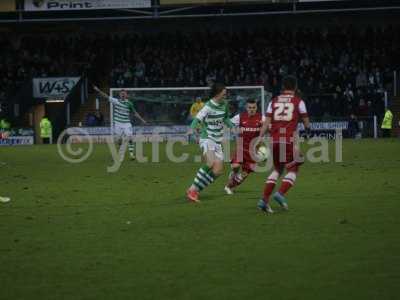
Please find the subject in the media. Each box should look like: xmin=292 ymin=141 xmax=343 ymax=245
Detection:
xmin=257 ymin=76 xmax=311 ymax=213
xmin=224 ymin=99 xmax=264 ymax=194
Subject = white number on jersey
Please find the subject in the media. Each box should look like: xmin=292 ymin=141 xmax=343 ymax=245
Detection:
xmin=273 ymin=102 xmax=294 ymax=121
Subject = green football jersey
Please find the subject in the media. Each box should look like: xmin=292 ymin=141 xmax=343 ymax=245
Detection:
xmin=192 ymin=99 xmax=232 ymax=143
xmin=109 ymin=96 xmax=135 ymax=124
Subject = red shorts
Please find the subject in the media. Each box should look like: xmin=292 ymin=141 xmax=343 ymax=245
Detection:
xmin=272 ymin=142 xmax=304 ymax=173
xmin=231 ymin=150 xmax=257 ymax=174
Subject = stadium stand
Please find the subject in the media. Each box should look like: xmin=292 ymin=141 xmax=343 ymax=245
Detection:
xmin=0 ymin=20 xmax=399 ymax=127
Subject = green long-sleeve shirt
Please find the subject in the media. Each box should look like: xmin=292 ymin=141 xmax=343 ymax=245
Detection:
xmin=190 ymin=99 xmax=233 ymax=143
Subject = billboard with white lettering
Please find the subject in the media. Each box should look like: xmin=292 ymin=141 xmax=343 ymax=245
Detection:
xmin=32 ymin=77 xmax=80 ymax=99
xmin=25 ymin=0 xmax=151 ymax=11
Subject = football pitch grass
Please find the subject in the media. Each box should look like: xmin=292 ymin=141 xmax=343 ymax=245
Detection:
xmin=0 ymin=139 xmax=399 ymax=300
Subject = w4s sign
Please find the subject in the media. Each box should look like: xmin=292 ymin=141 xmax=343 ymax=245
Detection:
xmin=33 ymin=77 xmax=80 ymax=99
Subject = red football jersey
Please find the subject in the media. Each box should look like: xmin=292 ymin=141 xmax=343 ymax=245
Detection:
xmin=231 ymin=112 xmax=263 ymax=161
xmin=266 ymin=91 xmax=308 ymax=143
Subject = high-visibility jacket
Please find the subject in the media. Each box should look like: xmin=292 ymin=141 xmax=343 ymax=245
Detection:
xmin=190 ymin=101 xmax=205 ymax=118
xmin=381 ymin=110 xmax=393 ymax=129
xmin=40 ymin=118 xmax=52 ymax=138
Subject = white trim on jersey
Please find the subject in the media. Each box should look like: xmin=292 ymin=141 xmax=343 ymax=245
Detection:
xmin=230 ymin=114 xmax=240 ymax=126
xmin=266 ymin=102 xmax=273 ymax=114
xmin=231 ymin=113 xmax=264 ymax=125
xmin=299 ymin=100 xmax=307 ymax=114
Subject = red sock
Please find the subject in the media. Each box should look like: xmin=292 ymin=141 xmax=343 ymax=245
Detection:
xmin=278 ymin=181 xmax=293 ymax=195
xmin=228 ymin=174 xmax=245 ymax=188
xmin=278 ymin=172 xmax=296 ymax=195
xmin=263 ymin=180 xmax=276 ymax=203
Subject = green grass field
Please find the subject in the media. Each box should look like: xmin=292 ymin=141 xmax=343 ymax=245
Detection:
xmin=0 ymin=139 xmax=399 ymax=300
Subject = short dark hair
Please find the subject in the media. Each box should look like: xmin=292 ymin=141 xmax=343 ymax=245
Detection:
xmin=282 ymin=75 xmax=298 ymax=91
xmin=246 ymin=99 xmax=257 ymax=104
xmin=210 ymin=83 xmax=226 ymax=98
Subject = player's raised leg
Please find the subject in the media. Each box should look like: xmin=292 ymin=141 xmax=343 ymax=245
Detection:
xmin=258 ymin=142 xmax=282 ymax=212
xmin=258 ymin=169 xmax=280 ymax=213
xmin=273 ymin=172 xmax=296 ymax=210
xmin=188 ymin=165 xmax=217 ymax=202
xmin=273 ymin=158 xmax=301 ymax=209
xmin=224 ymin=162 xmax=242 ymax=195
xmin=225 ymin=169 xmax=250 ymax=195
xmin=187 ymin=147 xmax=223 ymax=202
xmin=273 ymin=143 xmax=304 ymax=209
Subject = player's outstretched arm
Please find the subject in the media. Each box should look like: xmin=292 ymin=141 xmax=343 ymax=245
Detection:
xmin=93 ymin=85 xmax=110 ymax=100
xmin=259 ymin=116 xmax=271 ymax=138
xmin=190 ymin=118 xmax=202 ymax=133
xmin=302 ymin=116 xmax=311 ymax=137
xmin=223 ymin=106 xmax=234 ymax=128
xmin=187 ymin=118 xmax=201 ymax=142
xmin=188 ymin=105 xmax=207 ymax=136
xmin=302 ymin=116 xmax=311 ymax=129
xmin=224 ymin=117 xmax=234 ymax=128
xmin=229 ymin=114 xmax=240 ymax=134
xmin=230 ymin=114 xmax=240 ymax=127
xmin=257 ymin=116 xmax=271 ymax=147
xmin=134 ymin=111 xmax=147 ymax=125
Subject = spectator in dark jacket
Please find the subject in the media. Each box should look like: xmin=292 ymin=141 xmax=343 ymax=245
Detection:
xmin=85 ymin=113 xmax=97 ymax=127
xmin=348 ymin=114 xmax=360 ymax=138
xmin=94 ymin=110 xmax=104 ymax=126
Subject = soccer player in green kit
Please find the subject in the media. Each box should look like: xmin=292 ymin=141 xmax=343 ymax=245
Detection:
xmin=93 ymin=86 xmax=147 ymax=160
xmin=186 ymin=83 xmax=234 ymax=203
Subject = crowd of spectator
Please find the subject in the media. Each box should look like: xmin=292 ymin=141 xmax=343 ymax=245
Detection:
xmin=0 ymin=33 xmax=106 ymax=108
xmin=110 ymin=26 xmax=398 ymax=118
xmin=1 ymin=24 xmax=399 ymax=122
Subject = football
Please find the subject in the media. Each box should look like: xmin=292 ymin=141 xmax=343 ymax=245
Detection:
xmin=256 ymin=145 xmax=269 ymax=161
